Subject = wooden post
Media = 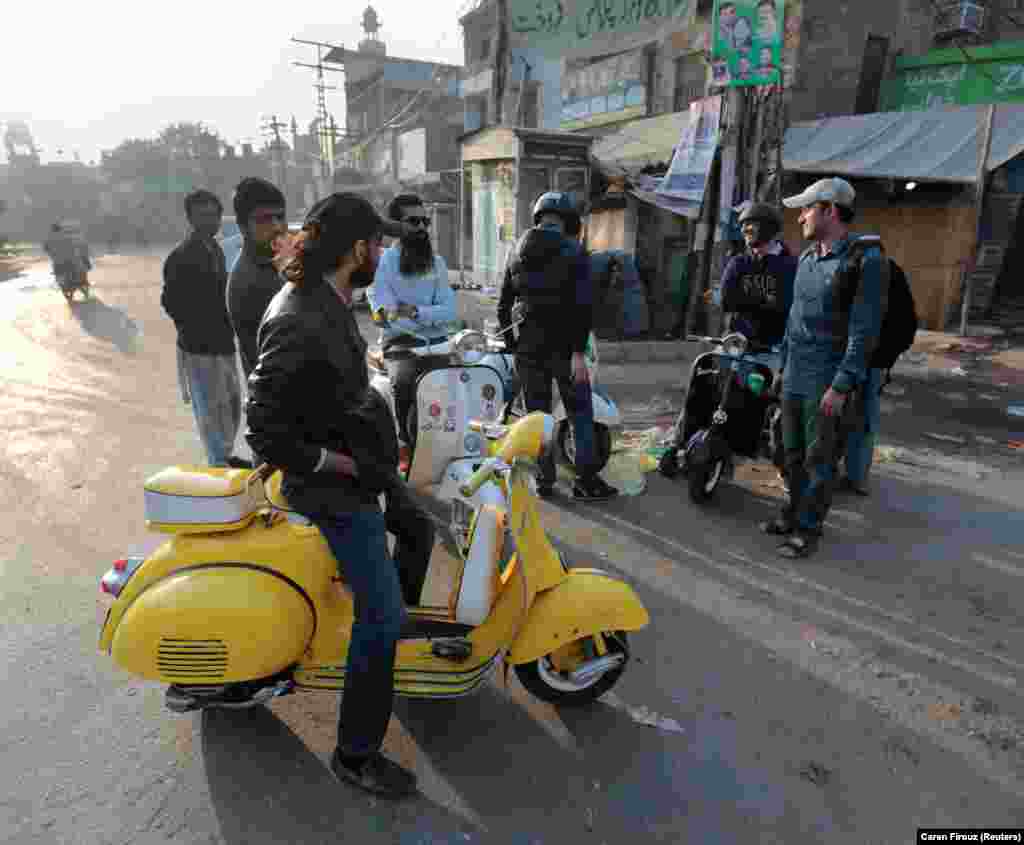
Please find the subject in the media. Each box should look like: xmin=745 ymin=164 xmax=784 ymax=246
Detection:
xmin=960 ymin=102 xmax=996 ymax=337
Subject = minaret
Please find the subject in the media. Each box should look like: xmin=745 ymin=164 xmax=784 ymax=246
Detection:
xmin=358 ymin=5 xmax=386 ymax=56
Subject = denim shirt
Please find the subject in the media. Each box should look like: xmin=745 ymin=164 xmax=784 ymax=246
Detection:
xmin=367 ymin=246 xmax=457 ymax=342
xmin=780 ymin=235 xmax=887 ymax=399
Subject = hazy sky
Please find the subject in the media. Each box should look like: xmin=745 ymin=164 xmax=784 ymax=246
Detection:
xmin=1 ymin=1 xmax=472 ymax=165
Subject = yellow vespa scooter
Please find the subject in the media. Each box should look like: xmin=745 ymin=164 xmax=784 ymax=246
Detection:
xmin=98 ymin=413 xmax=649 ymax=712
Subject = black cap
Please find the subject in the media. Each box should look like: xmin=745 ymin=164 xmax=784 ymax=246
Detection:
xmin=305 ymin=192 xmax=410 ymax=244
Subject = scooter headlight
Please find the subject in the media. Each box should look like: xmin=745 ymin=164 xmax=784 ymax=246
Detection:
xmin=720 ymin=333 xmax=748 ymax=359
xmin=452 ymin=330 xmax=487 ymax=365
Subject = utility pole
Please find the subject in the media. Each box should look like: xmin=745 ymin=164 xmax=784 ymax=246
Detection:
xmin=960 ymin=102 xmax=996 ymax=337
xmin=491 ymin=0 xmax=509 ymax=126
xmin=292 ymin=38 xmax=346 ymax=183
xmin=261 ymin=114 xmax=289 ymax=191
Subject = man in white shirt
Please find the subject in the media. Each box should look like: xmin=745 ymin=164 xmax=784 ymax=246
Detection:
xmin=368 ymin=194 xmax=457 ymax=471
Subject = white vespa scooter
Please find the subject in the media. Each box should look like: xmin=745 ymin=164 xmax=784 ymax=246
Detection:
xmin=368 ymin=311 xmax=621 ymax=474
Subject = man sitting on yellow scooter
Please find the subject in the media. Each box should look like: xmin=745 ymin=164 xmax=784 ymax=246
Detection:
xmin=246 ymin=193 xmax=425 ymax=799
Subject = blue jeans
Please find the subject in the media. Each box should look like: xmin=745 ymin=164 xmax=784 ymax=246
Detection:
xmin=517 ymin=355 xmax=595 ymax=484
xmin=311 ymin=509 xmax=407 ymax=757
xmin=178 ymin=348 xmax=241 ymax=467
xmin=843 ymin=368 xmax=883 ymax=486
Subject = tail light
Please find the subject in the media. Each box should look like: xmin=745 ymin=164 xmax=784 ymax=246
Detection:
xmin=100 ymin=555 xmax=146 ymax=598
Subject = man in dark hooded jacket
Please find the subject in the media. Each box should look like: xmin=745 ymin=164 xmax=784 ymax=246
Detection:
xmin=497 ymin=192 xmax=618 ymax=502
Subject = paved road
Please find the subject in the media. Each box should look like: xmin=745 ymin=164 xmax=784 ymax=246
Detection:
xmin=3 ymin=254 xmax=1024 ymax=845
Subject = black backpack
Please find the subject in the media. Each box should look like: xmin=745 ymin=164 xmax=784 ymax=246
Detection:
xmin=841 ymin=238 xmax=918 ymax=383
xmin=872 ymin=258 xmax=918 ymax=372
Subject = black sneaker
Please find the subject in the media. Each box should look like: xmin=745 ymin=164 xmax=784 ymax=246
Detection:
xmin=572 ymin=476 xmax=619 ymax=502
xmin=226 ymin=455 xmax=254 ymax=469
xmin=330 ymin=749 xmax=417 ymax=798
xmin=536 ymin=481 xmax=556 ymax=499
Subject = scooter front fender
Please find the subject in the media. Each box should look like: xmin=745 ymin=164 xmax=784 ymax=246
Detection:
xmin=508 ymin=568 xmax=649 ymax=665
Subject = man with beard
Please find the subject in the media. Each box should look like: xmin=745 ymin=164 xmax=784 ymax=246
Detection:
xmin=368 ymin=194 xmax=457 ymax=472
xmin=227 ymin=177 xmax=287 ymax=381
xmin=246 ymin=193 xmax=428 ymax=798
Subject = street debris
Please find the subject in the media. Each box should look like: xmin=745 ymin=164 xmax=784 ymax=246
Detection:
xmin=939 ymin=392 xmax=969 ymax=402
xmin=1008 ymin=405 xmax=1024 ymax=418
xmin=950 ymin=366 xmax=968 ymax=376
xmin=1009 ymin=440 xmax=1024 ymax=451
xmin=600 ymin=691 xmax=686 ymax=734
xmin=797 ymin=761 xmax=833 ymax=787
xmin=976 ymin=435 xmax=997 ymax=446
xmin=584 ymin=807 xmax=595 ymax=832
xmin=979 ymin=393 xmax=1000 ymax=401
xmin=928 ymin=702 xmax=962 ymax=721
xmin=923 ymin=432 xmax=967 ymax=445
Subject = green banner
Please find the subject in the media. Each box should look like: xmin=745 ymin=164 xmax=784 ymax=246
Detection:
xmin=510 ymin=0 xmax=695 ymax=60
xmin=881 ymin=42 xmax=1024 ymax=111
xmin=710 ymin=0 xmax=783 ymax=87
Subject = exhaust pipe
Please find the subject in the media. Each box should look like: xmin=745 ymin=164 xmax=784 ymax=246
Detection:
xmin=165 ymin=680 xmax=295 ymax=713
xmin=568 ymin=652 xmax=626 ymax=686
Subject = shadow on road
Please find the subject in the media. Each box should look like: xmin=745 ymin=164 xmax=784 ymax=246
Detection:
xmin=69 ymin=296 xmax=141 ymax=354
xmin=200 ymin=706 xmax=471 ymax=845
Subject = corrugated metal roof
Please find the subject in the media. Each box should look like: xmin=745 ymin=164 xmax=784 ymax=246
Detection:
xmin=783 ymin=104 xmax=1024 ymax=184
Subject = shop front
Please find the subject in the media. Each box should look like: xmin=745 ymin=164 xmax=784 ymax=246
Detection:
xmin=459 ymin=127 xmax=594 ymax=288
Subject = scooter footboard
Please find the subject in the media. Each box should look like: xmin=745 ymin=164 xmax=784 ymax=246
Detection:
xmin=507 ymin=569 xmax=649 ymax=665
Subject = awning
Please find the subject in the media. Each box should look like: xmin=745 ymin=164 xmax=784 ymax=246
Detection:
xmin=590 ymin=112 xmax=688 ymax=178
xmin=783 ymin=104 xmax=1024 ymax=184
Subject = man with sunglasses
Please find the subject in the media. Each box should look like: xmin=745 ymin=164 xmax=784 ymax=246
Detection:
xmin=227 ymin=177 xmax=288 ymax=380
xmin=369 ymin=194 xmax=456 ymax=471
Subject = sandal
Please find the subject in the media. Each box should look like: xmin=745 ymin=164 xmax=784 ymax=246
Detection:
xmin=760 ymin=518 xmax=794 ymax=536
xmin=777 ymin=534 xmax=817 ymax=559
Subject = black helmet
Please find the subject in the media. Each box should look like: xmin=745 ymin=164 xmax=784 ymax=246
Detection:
xmin=532 ymin=191 xmax=580 ymax=228
xmin=737 ymin=202 xmax=781 ymax=241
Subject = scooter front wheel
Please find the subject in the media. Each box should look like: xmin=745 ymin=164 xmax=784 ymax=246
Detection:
xmin=687 ymin=458 xmax=725 ymax=503
xmin=515 ymin=631 xmax=628 ymax=706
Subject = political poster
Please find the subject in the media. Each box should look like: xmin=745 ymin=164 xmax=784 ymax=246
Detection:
xmin=710 ymin=0 xmax=784 ymax=87
xmin=657 ymin=95 xmax=722 ymax=205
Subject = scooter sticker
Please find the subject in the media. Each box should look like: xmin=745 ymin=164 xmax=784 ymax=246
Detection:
xmin=460 ymin=371 xmax=470 ymax=383
xmin=429 ymin=402 xmax=442 ymax=418
xmin=444 ymin=419 xmax=456 ymax=433
xmin=446 ymin=405 xmax=457 ymax=419
xmin=483 ymin=400 xmax=497 ymax=419
xmin=482 ymin=384 xmax=496 ymax=400
xmin=421 ymin=420 xmax=434 ymax=431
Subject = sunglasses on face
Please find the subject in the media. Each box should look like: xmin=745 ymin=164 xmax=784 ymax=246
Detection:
xmin=404 ymin=216 xmax=431 ymax=228
xmin=251 ymin=210 xmax=286 ymax=224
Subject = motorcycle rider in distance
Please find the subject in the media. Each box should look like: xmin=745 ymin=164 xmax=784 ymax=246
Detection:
xmin=661 ymin=201 xmax=797 ymax=477
xmin=368 ymin=194 xmax=457 ymax=474
xmin=44 ymin=221 xmax=91 ymax=286
xmin=498 ymin=191 xmax=618 ymax=502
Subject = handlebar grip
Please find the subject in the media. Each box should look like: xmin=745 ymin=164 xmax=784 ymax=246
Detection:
xmin=458 ymin=461 xmax=496 ymax=497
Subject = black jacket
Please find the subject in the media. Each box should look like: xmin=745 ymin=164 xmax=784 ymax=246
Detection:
xmin=497 ymin=226 xmax=592 ymax=361
xmin=245 ymin=281 xmax=400 ymax=516
xmin=227 ymin=245 xmax=284 ymax=378
xmin=161 ymin=234 xmax=236 ymax=355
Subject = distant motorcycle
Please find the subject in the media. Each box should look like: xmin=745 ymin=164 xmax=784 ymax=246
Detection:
xmin=54 ymin=260 xmax=90 ymax=303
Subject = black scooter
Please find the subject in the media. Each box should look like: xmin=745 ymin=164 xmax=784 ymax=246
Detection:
xmin=658 ymin=332 xmax=783 ymax=503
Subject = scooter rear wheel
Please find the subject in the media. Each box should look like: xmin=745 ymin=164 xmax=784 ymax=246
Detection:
xmin=514 ymin=631 xmax=628 ymax=706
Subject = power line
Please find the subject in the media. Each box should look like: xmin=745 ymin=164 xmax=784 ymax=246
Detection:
xmin=291 ymin=37 xmax=347 ymax=177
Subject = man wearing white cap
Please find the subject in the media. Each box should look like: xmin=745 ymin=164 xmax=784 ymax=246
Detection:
xmin=761 ymin=177 xmax=888 ymax=558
